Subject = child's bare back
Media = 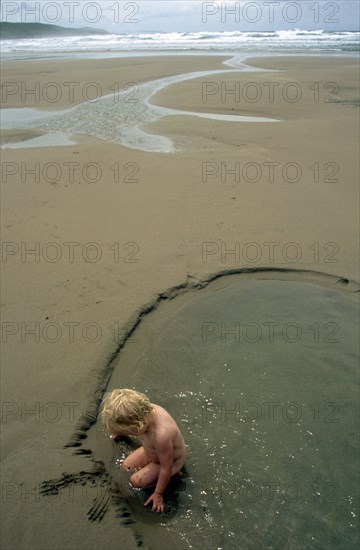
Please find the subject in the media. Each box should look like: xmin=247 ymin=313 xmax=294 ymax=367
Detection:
xmin=139 ymin=403 xmax=186 ymax=467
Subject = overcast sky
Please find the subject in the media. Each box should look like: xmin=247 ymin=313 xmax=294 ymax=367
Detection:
xmin=1 ymin=1 xmax=359 ymax=32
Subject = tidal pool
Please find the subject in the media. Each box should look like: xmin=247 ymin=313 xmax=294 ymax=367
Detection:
xmin=89 ymin=273 xmax=359 ymax=549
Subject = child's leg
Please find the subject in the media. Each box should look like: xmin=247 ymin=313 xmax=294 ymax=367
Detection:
xmin=129 ymin=462 xmax=161 ymax=489
xmin=129 ymin=459 xmax=184 ymax=489
xmin=121 ymin=446 xmax=150 ymax=472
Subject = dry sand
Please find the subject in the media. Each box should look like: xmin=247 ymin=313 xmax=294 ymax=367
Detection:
xmin=1 ymin=54 xmax=359 ymax=549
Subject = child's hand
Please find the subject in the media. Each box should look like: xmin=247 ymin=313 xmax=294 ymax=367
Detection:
xmin=145 ymin=491 xmax=164 ymax=513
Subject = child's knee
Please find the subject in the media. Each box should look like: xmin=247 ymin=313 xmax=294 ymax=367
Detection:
xmin=129 ymin=472 xmax=143 ymax=489
xmin=121 ymin=458 xmax=131 ymax=471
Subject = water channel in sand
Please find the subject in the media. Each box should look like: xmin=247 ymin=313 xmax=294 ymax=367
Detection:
xmin=1 ymin=57 xmax=277 ymax=152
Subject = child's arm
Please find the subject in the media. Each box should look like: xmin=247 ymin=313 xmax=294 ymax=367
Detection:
xmin=144 ymin=437 xmax=173 ymax=513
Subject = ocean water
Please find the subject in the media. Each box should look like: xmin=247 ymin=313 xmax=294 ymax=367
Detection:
xmin=89 ymin=274 xmax=359 ymax=550
xmin=1 ymin=30 xmax=359 ymax=60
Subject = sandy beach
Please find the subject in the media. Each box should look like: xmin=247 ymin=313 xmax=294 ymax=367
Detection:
xmin=1 ymin=54 xmax=359 ymax=549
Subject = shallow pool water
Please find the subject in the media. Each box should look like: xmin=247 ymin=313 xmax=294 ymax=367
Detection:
xmin=90 ymin=274 xmax=359 ymax=549
xmin=1 ymin=132 xmax=76 ymax=149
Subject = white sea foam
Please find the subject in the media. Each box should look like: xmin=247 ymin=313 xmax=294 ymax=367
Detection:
xmin=1 ymin=30 xmax=359 ymax=59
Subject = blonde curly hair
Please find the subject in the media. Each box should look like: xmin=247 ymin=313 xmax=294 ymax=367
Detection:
xmin=100 ymin=388 xmax=153 ymax=434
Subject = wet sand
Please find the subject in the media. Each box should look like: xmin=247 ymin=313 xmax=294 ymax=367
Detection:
xmin=1 ymin=54 xmax=359 ymax=549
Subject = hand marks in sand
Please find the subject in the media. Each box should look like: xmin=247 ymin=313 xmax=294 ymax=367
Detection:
xmin=39 ymin=463 xmax=136 ymax=525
